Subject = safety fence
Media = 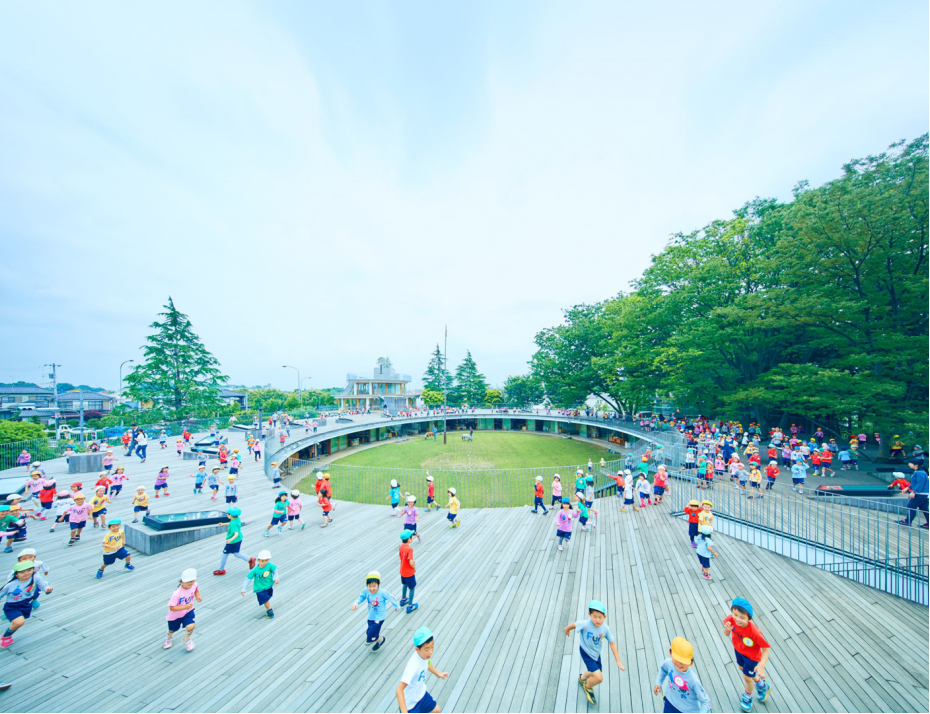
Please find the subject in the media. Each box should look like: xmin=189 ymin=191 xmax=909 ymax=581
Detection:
xmin=669 ymin=478 xmax=929 ymax=603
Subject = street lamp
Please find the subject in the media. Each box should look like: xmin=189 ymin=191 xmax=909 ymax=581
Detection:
xmin=119 ymin=360 xmax=134 ymax=424
xmin=301 ymin=377 xmax=312 ymax=406
xmin=283 ymin=365 xmax=301 ymax=408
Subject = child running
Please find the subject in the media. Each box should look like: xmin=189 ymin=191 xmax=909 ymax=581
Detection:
xmin=265 ymin=491 xmax=289 ymax=537
xmin=402 ymin=495 xmax=421 ymax=542
xmin=532 ymin=476 xmax=549 ymax=514
xmin=555 ymin=497 xmax=579 ymax=551
xmin=287 ymin=489 xmax=305 ymax=529
xmin=399 ymin=530 xmax=418 ymax=614
xmin=37 ymin=480 xmax=55 ymax=520
xmin=653 ymin=465 xmax=669 ymax=505
xmin=110 ymin=467 xmax=128 ymax=498
xmin=318 ymin=490 xmax=334 ymax=527
xmin=653 ymin=637 xmax=712 ymax=713
xmin=154 ymin=467 xmax=170 ymax=497
xmin=621 ymin=472 xmax=635 ymax=512
xmin=425 ymin=474 xmax=436 ymax=511
xmin=191 ymin=465 xmax=207 ymax=494
xmin=395 ymin=627 xmax=448 ymax=714
xmin=576 ymin=493 xmax=592 ymax=531
xmin=225 ymin=476 xmax=238 ymax=504
xmin=564 ymin=600 xmax=625 ymax=706
xmin=165 ymin=568 xmax=201 ymax=651
xmin=683 ymin=499 xmax=701 ymax=547
xmin=388 ymin=479 xmax=402 ymax=516
xmin=51 ymin=490 xmax=74 ymax=532
xmin=241 ymin=549 xmax=278 ymax=619
xmin=66 ymin=492 xmax=92 ymax=546
xmin=214 ymin=507 xmax=255 ymax=575
xmin=636 ymin=474 xmax=651 ymax=508
xmin=207 ymin=467 xmax=222 ymax=500
xmin=96 ymin=518 xmax=134 ymax=578
xmin=351 ymin=570 xmax=400 ymax=651
xmin=0 ymin=561 xmax=52 ymax=648
xmin=696 ymin=526 xmax=718 ymax=581
xmin=445 ymin=488 xmax=460 ymax=528
xmin=131 ymin=487 xmax=150 ymax=523
xmin=90 ymin=487 xmax=110 ymax=528
xmin=551 ymin=474 xmax=562 ymax=506
xmin=723 ymin=597 xmax=772 ymax=711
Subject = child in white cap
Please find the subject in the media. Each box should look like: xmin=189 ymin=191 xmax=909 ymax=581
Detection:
xmin=165 ymin=568 xmax=201 ymax=651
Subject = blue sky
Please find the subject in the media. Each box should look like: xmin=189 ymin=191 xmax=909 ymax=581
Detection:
xmin=0 ymin=0 xmax=927 ymax=392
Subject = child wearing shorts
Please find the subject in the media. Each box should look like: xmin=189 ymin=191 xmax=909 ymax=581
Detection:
xmin=207 ymin=468 xmax=221 ymax=500
xmin=564 ymin=600 xmax=625 ymax=706
xmin=388 ymin=479 xmax=401 ymax=516
xmin=110 ymin=468 xmax=128 ymax=498
xmin=351 ymin=570 xmax=400 ymax=651
xmin=241 ymin=549 xmax=278 ymax=619
xmin=653 ymin=637 xmax=712 ymax=713
xmin=683 ymin=499 xmax=701 ymax=547
xmin=399 ymin=530 xmax=418 ymax=613
xmin=265 ymin=491 xmax=289 ymax=536
xmin=402 ymin=495 xmax=421 ymax=542
xmin=395 ymin=627 xmax=448 ymax=713
xmin=131 ymin=487 xmax=150 ymax=523
xmin=96 ymin=519 xmax=134 ymax=578
xmin=225 ymin=476 xmax=238 ymax=504
xmin=555 ymin=497 xmax=579 ymax=551
xmin=0 ymin=561 xmax=52 ymax=648
xmin=724 ymin=597 xmax=772 ymax=712
xmin=165 ymin=568 xmax=201 ymax=651
xmin=154 ymin=467 xmax=170 ymax=497
xmin=696 ymin=526 xmax=717 ymax=581
xmin=286 ymin=489 xmax=304 ymax=529
xmin=445 ymin=488 xmax=460 ymax=528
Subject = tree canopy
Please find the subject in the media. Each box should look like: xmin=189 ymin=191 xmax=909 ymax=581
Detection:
xmin=452 ymin=350 xmax=489 ymax=405
xmin=530 ymin=136 xmax=929 ymax=447
xmin=124 ymin=298 xmax=229 ymax=416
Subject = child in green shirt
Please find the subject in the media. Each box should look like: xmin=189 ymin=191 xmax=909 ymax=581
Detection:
xmin=241 ymin=549 xmax=279 ymax=619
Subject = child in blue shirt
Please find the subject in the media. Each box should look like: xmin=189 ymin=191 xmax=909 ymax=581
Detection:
xmin=564 ymin=600 xmax=625 ymax=706
xmin=696 ymin=526 xmax=718 ymax=581
xmin=351 ymin=570 xmax=400 ymax=652
xmin=387 ymin=479 xmax=401 ymax=516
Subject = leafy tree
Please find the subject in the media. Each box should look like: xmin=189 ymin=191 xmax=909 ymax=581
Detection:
xmin=422 ymin=344 xmax=452 ymax=392
xmin=125 ymin=298 xmax=228 ymax=416
xmin=376 ymin=357 xmax=393 ymax=370
xmin=484 ymin=388 xmax=502 ymax=404
xmin=264 ymin=398 xmax=283 ymax=412
xmin=0 ymin=420 xmax=46 ymax=444
xmin=452 ymin=351 xmax=488 ymax=405
xmin=421 ymin=388 xmax=445 ymax=406
xmin=503 ymin=374 xmax=544 ymax=407
xmin=285 ymin=395 xmax=300 ymax=410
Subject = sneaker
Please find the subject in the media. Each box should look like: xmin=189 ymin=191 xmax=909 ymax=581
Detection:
xmin=263 ymin=531 xmax=270 ymax=537
xmin=213 ymin=569 xmax=226 ymax=576
xmin=67 ymin=539 xmax=75 ymax=547
xmin=93 ymin=523 xmax=99 ymax=528
xmin=132 ymin=519 xmax=139 ymax=523
xmin=372 ymin=636 xmax=385 ymax=652
xmin=756 ymin=681 xmax=771 ymax=702
xmin=740 ymin=693 xmax=753 ymax=712
xmin=163 ymin=637 xmax=173 ymax=649
xmin=277 ymin=526 xmax=283 ymax=534
xmin=95 ymin=569 xmax=104 ymax=579
xmin=399 ymin=598 xmax=408 ymax=607
xmin=579 ymin=676 xmax=596 ymax=705
xmin=690 ymin=541 xmax=698 ymax=548
xmin=558 ymin=545 xmax=564 ymax=551
xmin=702 ymin=572 xmax=712 ymax=580
xmin=248 ymin=557 xmax=257 ymax=569
xmin=164 ymin=492 xmax=169 ymax=496
xmin=155 ymin=494 xmax=159 ymax=498
xmin=406 ymin=603 xmax=419 ymax=614
xmin=125 ymin=563 xmax=135 ymax=570
xmin=266 ymin=609 xmax=275 ymax=619
xmin=0 ymin=636 xmax=11 ymax=648
xmin=301 ymin=523 xmax=306 ymax=530
xmin=898 ymin=520 xmax=911 ymax=526
xmin=185 ymin=639 xmax=195 ymax=652
xmin=31 ymin=600 xmax=40 ymax=610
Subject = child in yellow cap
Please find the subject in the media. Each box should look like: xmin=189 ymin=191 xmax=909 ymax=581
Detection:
xmin=653 ymin=637 xmax=712 ymax=712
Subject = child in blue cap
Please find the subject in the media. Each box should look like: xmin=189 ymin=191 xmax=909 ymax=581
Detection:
xmin=396 ymin=626 xmax=448 ymax=713
xmin=564 ymin=599 xmax=625 ymax=705
xmin=723 ymin=597 xmax=772 ymax=711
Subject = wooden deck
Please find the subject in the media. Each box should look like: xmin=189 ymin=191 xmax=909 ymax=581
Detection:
xmin=0 ymin=448 xmax=927 ymax=713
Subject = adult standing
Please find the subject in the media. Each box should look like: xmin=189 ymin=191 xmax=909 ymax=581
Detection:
xmin=899 ymin=461 xmax=929 ymax=528
xmin=135 ymin=431 xmax=148 ymax=463
xmin=127 ymin=424 xmax=139 ymax=457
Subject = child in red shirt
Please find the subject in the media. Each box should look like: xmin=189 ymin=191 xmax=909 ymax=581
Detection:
xmin=95 ymin=475 xmax=113 ymax=496
xmin=653 ymin=467 xmax=668 ymax=504
xmin=819 ymin=447 xmax=835 ymax=477
xmin=764 ymin=462 xmax=779 ymax=491
xmin=532 ymin=476 xmax=548 ymax=514
xmin=398 ymin=530 xmax=417 ymax=613
xmin=888 ymin=476 xmax=911 ymax=492
xmin=425 ymin=474 xmax=437 ymax=511
xmin=683 ymin=499 xmax=701 ymax=547
xmin=38 ymin=480 xmax=57 ymax=520
xmin=723 ymin=597 xmax=772 ymax=710
xmin=318 ymin=493 xmax=333 ymax=527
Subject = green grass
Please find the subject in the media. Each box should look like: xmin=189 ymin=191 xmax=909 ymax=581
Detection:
xmin=293 ymin=431 xmax=623 ymax=508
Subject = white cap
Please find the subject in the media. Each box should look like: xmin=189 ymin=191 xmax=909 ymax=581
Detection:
xmin=390 ymin=479 xmax=398 ymax=487
xmin=535 ymin=475 xmax=543 ymax=481
xmin=17 ymin=548 xmax=36 ymax=558
xmin=426 ymin=475 xmax=434 ymax=482
xmin=624 ymin=469 xmax=632 ymax=475
xmin=32 ymin=462 xmax=41 ymax=467
xmin=406 ymin=494 xmax=416 ymax=502
xmin=553 ymin=473 xmax=560 ymax=479
xmin=257 ymin=550 xmax=271 ymax=560
xmin=316 ymin=473 xmax=323 ymax=480
xmin=448 ymin=487 xmax=456 ymax=496
xmin=291 ymin=489 xmax=300 ymax=498
xmin=181 ymin=568 xmax=197 ymax=582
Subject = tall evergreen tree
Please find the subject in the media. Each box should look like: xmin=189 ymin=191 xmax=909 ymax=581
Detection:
xmin=422 ymin=344 xmax=452 ymax=392
xmin=125 ymin=297 xmax=229 ymax=415
xmin=453 ymin=350 xmax=489 ymax=405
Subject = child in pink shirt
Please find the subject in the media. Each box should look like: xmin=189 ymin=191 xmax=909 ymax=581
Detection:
xmin=165 ymin=568 xmax=201 ymax=651
xmin=554 ymin=498 xmax=580 ymax=551
xmin=66 ymin=494 xmax=93 ymax=545
xmin=286 ymin=490 xmax=305 ymax=530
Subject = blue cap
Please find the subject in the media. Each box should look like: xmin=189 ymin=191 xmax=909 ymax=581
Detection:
xmin=562 ymin=497 xmax=571 ymax=503
xmin=108 ymin=518 xmax=122 ymax=525
xmin=588 ymin=599 xmax=606 ymax=614
xmin=400 ymin=530 xmax=415 ymax=541
xmin=585 ymin=476 xmax=594 ymax=482
xmin=731 ymin=597 xmax=753 ymax=618
xmin=227 ymin=507 xmax=242 ymax=517
xmin=413 ymin=627 xmax=433 ymax=646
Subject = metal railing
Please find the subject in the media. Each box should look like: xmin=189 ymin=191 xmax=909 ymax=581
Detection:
xmin=669 ymin=478 xmax=929 ymax=602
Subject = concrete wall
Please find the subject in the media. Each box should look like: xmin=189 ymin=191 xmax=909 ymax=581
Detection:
xmin=125 ymin=522 xmax=227 ymax=556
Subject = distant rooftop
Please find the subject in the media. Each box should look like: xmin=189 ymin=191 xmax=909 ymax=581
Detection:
xmin=346 ymin=366 xmax=411 ymax=383
xmin=0 ymin=384 xmax=53 ymax=395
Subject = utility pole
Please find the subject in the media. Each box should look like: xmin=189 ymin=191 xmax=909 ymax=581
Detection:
xmin=79 ymin=392 xmax=85 ymax=446
xmin=45 ymin=363 xmax=61 ymax=437
xmin=443 ymin=325 xmax=448 ymax=445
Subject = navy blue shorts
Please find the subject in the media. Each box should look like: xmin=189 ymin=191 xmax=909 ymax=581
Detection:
xmin=230 ymin=468 xmax=239 ymax=475
xmin=427 ymin=497 xmax=434 ymax=504
xmin=3 ymin=600 xmax=33 ymax=622
xmin=654 ymin=486 xmax=665 ymax=496
xmin=167 ymin=609 xmax=195 ymax=632
xmin=584 ymin=500 xmax=593 ymax=508
xmin=697 ymin=554 xmax=710 ymax=569
xmin=105 ymin=464 xmax=112 ymax=471
xmin=270 ymin=515 xmax=286 ymax=526
xmin=155 ymin=483 xmax=167 ymax=491
xmin=447 ymin=512 xmax=457 ymax=522
xmin=70 ymin=520 xmax=86 ymax=530
xmin=391 ymin=501 xmax=399 ymax=509
xmin=403 ymin=523 xmax=417 ymax=533
xmin=793 ymin=478 xmax=804 ymax=484
xmin=210 ymin=485 xmax=220 ymax=491
xmin=134 ymin=506 xmax=147 ymax=512
xmin=688 ymin=522 xmax=698 ymax=537
xmin=734 ymin=650 xmax=759 ymax=677
xmin=579 ymin=646 xmax=602 ymax=673
xmin=223 ymin=541 xmax=242 ymax=554
xmin=580 ymin=516 xmax=588 ymax=525
xmin=401 ymin=574 xmax=417 ymax=589
xmin=664 ymin=695 xmax=682 ymax=712
xmin=93 ymin=508 xmax=107 ymax=517
xmin=624 ymin=497 xmax=634 ymax=505
xmin=409 ymin=691 xmax=436 ymax=713
xmin=110 ymin=485 xmax=122 ymax=494
xmin=366 ymin=619 xmax=384 ymax=643
xmin=226 ymin=496 xmax=237 ymax=503
xmin=41 ymin=501 xmax=53 ymax=510
xmin=556 ymin=529 xmax=571 ymax=541
xmin=103 ymin=546 xmax=130 ymax=565
xmin=256 ymin=588 xmax=273 ymax=606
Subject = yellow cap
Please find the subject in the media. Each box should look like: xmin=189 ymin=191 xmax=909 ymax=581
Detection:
xmin=670 ymin=637 xmax=693 ymax=664
xmin=701 ymin=500 xmax=713 ymax=507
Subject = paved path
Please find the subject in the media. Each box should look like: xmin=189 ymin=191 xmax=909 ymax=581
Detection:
xmin=0 ymin=437 xmax=926 ymax=712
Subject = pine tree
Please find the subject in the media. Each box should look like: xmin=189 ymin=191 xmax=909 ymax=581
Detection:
xmin=452 ymin=350 xmax=489 ymax=406
xmin=423 ymin=344 xmax=452 ymax=392
xmin=125 ymin=297 xmax=229 ymax=415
